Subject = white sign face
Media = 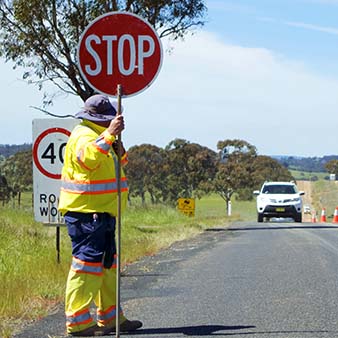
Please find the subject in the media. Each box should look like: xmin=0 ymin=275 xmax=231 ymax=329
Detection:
xmin=32 ymin=119 xmax=79 ymax=223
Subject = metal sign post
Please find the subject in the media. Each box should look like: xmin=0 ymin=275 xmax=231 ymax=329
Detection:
xmin=116 ymin=84 xmax=123 ymax=338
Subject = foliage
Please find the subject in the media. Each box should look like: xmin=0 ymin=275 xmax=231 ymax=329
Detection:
xmin=213 ymin=140 xmax=294 ymax=211
xmin=125 ymin=144 xmax=168 ymax=204
xmin=251 ymin=155 xmax=294 ymax=189
xmin=214 ymin=139 xmax=257 ymax=211
xmin=0 ymin=143 xmax=31 ymax=158
xmin=217 ymin=139 xmax=257 ymax=161
xmin=214 ymin=156 xmax=253 ymax=202
xmin=0 ymin=175 xmax=11 ymax=204
xmin=126 ymin=139 xmax=217 ymax=205
xmin=0 ymin=138 xmax=295 ymax=207
xmin=0 ymin=150 xmax=33 ymax=196
xmin=325 ymin=159 xmax=338 ymax=176
xmin=0 ymin=0 xmax=207 ymax=104
xmin=164 ymin=138 xmax=217 ymax=202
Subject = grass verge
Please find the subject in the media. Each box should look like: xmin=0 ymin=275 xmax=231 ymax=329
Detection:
xmin=311 ymin=180 xmax=338 ymax=219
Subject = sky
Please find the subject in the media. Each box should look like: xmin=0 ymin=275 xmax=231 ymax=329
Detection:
xmin=2 ymin=0 xmax=338 ymax=157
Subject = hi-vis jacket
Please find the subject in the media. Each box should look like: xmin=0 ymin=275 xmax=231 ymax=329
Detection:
xmin=58 ymin=120 xmax=128 ymax=217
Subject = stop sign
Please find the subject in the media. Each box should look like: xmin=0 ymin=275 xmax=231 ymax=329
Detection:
xmin=77 ymin=12 xmax=163 ymax=97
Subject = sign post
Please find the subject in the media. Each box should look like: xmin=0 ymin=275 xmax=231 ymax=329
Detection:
xmin=115 ymin=84 xmax=123 ymax=336
xmin=77 ymin=11 xmax=163 ymax=337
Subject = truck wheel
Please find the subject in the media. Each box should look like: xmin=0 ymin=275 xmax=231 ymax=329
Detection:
xmin=257 ymin=213 xmax=264 ymax=222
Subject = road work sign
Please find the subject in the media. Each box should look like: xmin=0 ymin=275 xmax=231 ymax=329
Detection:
xmin=177 ymin=198 xmax=195 ymax=217
xmin=77 ymin=12 xmax=163 ymax=97
xmin=32 ymin=119 xmax=78 ymax=223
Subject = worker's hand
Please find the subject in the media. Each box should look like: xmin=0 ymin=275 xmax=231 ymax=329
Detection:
xmin=107 ymin=115 xmax=125 ymax=136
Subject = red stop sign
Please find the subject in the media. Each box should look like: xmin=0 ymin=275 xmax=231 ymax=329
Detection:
xmin=77 ymin=12 xmax=163 ymax=97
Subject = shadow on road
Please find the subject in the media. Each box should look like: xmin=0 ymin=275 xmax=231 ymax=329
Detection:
xmin=126 ymin=324 xmax=255 ymax=335
xmin=124 ymin=325 xmax=338 ymax=336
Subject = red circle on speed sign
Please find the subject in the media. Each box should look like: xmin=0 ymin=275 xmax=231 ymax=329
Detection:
xmin=33 ymin=128 xmax=71 ymax=180
xmin=77 ymin=12 xmax=163 ymax=97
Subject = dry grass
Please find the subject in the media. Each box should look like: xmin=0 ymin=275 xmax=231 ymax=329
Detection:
xmin=311 ymin=180 xmax=338 ymax=218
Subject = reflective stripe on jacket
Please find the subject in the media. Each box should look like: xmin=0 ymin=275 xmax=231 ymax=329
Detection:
xmin=58 ymin=120 xmax=128 ymax=216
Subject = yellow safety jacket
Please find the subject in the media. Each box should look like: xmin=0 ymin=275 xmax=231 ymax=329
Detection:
xmin=58 ymin=120 xmax=128 ymax=216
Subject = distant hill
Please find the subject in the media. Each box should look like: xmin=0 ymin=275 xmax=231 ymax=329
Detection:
xmin=0 ymin=143 xmax=32 ymax=159
xmin=273 ymin=155 xmax=338 ymax=173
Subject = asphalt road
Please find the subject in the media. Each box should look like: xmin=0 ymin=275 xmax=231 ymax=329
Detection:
xmin=14 ymin=221 xmax=338 ymax=338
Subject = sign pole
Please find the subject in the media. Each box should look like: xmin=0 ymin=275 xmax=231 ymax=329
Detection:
xmin=116 ymin=84 xmax=123 ymax=338
xmin=56 ymin=226 xmax=61 ymax=263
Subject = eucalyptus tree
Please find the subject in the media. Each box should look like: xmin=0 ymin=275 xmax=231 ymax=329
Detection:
xmin=251 ymin=155 xmax=294 ymax=190
xmin=214 ymin=139 xmax=295 ymax=215
xmin=0 ymin=175 xmax=11 ymax=205
xmin=214 ymin=139 xmax=257 ymax=215
xmin=0 ymin=0 xmax=207 ymax=104
xmin=325 ymin=159 xmax=338 ymax=177
xmin=0 ymin=150 xmax=33 ymax=204
xmin=164 ymin=138 xmax=217 ymax=203
xmin=125 ymin=144 xmax=168 ymax=204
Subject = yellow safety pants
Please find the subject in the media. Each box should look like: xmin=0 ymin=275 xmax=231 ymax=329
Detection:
xmin=65 ymin=257 xmax=126 ymax=334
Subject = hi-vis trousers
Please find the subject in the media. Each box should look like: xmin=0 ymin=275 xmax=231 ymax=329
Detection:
xmin=64 ymin=212 xmax=125 ymax=334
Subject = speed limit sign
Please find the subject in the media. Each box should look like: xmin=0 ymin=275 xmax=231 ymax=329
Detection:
xmin=32 ymin=119 xmax=78 ymax=223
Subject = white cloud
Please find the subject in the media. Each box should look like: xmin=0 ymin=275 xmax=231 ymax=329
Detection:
xmin=124 ymin=31 xmax=338 ymax=156
xmin=2 ymin=30 xmax=338 ymax=156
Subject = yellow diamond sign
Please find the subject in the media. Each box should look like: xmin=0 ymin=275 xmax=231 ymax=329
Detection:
xmin=177 ymin=198 xmax=195 ymax=217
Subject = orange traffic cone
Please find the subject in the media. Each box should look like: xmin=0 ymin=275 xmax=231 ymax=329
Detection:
xmin=311 ymin=212 xmax=317 ymax=223
xmin=333 ymin=207 xmax=338 ymax=223
xmin=320 ymin=208 xmax=327 ymax=222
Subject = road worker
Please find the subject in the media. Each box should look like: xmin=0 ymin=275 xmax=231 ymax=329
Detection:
xmin=58 ymin=94 xmax=142 ymax=336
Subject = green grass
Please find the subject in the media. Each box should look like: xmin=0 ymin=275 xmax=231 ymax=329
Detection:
xmin=195 ymin=193 xmax=256 ymax=221
xmin=0 ymin=207 xmax=70 ymax=337
xmin=290 ymin=169 xmax=328 ymax=181
xmin=0 ymin=192 xmax=256 ymax=337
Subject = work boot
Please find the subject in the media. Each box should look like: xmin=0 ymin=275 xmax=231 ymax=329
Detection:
xmin=68 ymin=324 xmax=111 ymax=336
xmin=108 ymin=319 xmax=143 ymax=332
xmin=120 ymin=319 xmax=143 ymax=332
